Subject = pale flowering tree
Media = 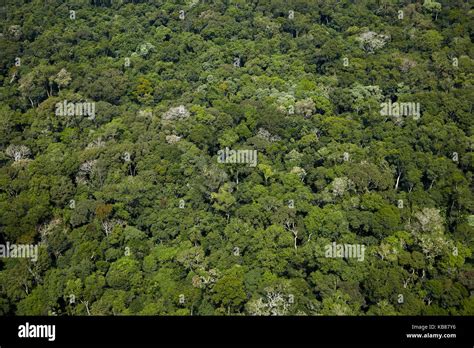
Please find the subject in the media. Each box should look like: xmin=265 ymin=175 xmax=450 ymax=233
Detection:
xmin=165 ymin=134 xmax=182 ymax=144
xmin=257 ymin=128 xmax=281 ymax=142
xmin=51 ymin=68 xmax=72 ymax=92
xmin=358 ymin=31 xmax=389 ymax=53
xmin=7 ymin=25 xmax=22 ymax=41
xmin=101 ymin=219 xmax=125 ymax=236
xmin=79 ymin=160 xmax=97 ymax=175
xmin=412 ymin=208 xmax=444 ymax=234
xmin=290 ymin=166 xmax=306 ymax=182
xmin=330 ymin=177 xmax=351 ymax=197
xmin=295 ymin=98 xmax=315 ymax=118
xmin=6 ymin=144 xmax=31 ymax=162
xmin=162 ymin=105 xmax=190 ymax=120
xmin=400 ymin=58 xmax=417 ymax=73
xmin=38 ymin=218 xmax=62 ymax=245
xmin=75 ymin=160 xmax=98 ymax=184
xmin=247 ymin=286 xmax=293 ymax=316
xmin=410 ymin=208 xmax=451 ymax=261
xmin=102 ymin=220 xmax=115 ymax=236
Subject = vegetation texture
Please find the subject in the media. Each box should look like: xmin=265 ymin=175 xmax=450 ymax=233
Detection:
xmin=0 ymin=0 xmax=473 ymax=316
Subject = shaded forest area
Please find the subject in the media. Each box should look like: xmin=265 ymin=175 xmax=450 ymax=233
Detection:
xmin=0 ymin=0 xmax=473 ymax=315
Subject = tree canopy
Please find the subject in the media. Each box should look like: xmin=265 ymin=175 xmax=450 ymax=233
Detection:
xmin=0 ymin=0 xmax=472 ymax=316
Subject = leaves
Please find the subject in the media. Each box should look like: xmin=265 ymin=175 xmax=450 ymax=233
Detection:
xmin=0 ymin=0 xmax=472 ymax=317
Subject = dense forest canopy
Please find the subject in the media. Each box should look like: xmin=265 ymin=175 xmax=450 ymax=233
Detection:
xmin=0 ymin=0 xmax=473 ymax=316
